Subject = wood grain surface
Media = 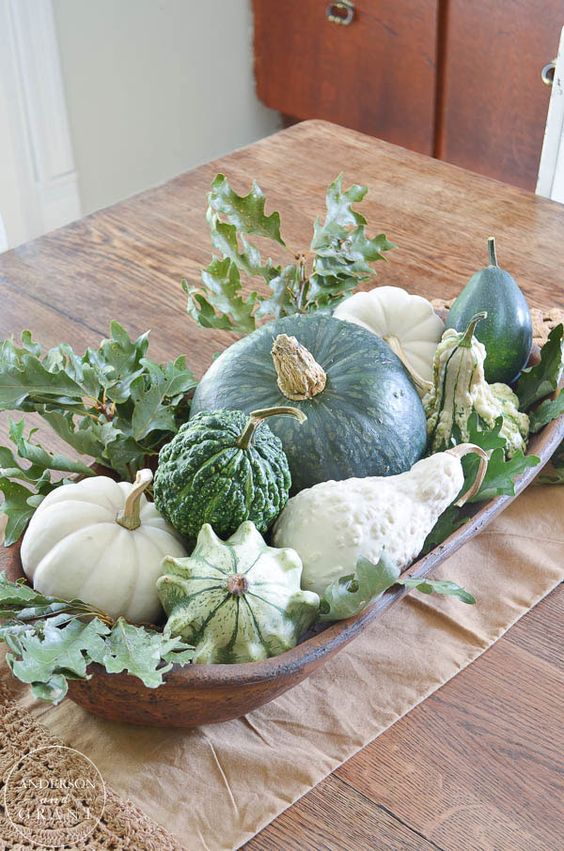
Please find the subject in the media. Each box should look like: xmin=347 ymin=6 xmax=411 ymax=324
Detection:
xmin=0 ymin=120 xmax=562 ymax=847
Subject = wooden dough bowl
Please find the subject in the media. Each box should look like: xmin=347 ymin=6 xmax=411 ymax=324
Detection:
xmin=4 ymin=411 xmax=562 ymax=728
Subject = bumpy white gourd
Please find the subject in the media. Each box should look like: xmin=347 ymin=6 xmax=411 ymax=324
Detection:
xmin=334 ymin=286 xmax=444 ymax=393
xmin=273 ymin=446 xmax=487 ymax=596
xmin=21 ymin=470 xmax=187 ymax=624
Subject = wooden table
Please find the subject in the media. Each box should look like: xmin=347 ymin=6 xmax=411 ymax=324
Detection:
xmin=1 ymin=120 xmax=562 ymax=850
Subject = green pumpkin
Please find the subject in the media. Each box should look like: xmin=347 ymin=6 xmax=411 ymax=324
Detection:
xmin=157 ymin=521 xmax=320 ymax=664
xmin=153 ymin=406 xmax=305 ymax=539
xmin=446 ymin=238 xmax=532 ymax=384
xmin=190 ymin=314 xmax=427 ymax=492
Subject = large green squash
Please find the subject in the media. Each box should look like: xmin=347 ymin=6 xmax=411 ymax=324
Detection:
xmin=446 ymin=238 xmax=532 ymax=384
xmin=190 ymin=314 xmax=427 ymax=492
xmin=153 ymin=406 xmax=305 ymax=539
xmin=157 ymin=521 xmax=320 ymax=664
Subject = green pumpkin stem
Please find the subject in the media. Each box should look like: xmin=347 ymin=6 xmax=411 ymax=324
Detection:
xmin=487 ymin=236 xmax=498 ymax=267
xmin=459 ymin=312 xmax=488 ymax=348
xmin=237 ymin=406 xmax=307 ymax=450
xmin=116 ymin=468 xmax=153 ymax=530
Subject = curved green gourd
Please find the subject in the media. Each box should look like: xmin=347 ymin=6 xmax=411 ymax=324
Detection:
xmin=190 ymin=314 xmax=427 ymax=493
xmin=446 ymin=238 xmax=532 ymax=384
xmin=156 ymin=522 xmax=320 ymax=664
xmin=153 ymin=406 xmax=304 ymax=539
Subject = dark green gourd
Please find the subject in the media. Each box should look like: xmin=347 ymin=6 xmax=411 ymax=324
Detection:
xmin=153 ymin=406 xmax=305 ymax=539
xmin=190 ymin=314 xmax=427 ymax=493
xmin=446 ymin=238 xmax=532 ymax=384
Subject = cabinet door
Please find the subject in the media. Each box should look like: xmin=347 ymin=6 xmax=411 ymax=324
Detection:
xmin=253 ymin=0 xmax=439 ymax=155
xmin=439 ymin=0 xmax=562 ymax=190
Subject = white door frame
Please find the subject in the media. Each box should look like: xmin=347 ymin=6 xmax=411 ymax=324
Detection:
xmin=537 ymin=27 xmax=564 ymax=203
xmin=0 ymin=0 xmax=80 ymax=249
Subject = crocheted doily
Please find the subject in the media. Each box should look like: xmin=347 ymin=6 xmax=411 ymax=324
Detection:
xmin=0 ymin=681 xmax=183 ymax=850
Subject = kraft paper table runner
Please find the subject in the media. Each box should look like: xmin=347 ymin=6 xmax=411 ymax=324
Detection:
xmin=1 ymin=484 xmax=563 ymax=851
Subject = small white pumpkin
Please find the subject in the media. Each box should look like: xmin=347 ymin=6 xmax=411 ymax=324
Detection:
xmin=334 ymin=286 xmax=444 ymax=394
xmin=21 ymin=469 xmax=187 ymax=624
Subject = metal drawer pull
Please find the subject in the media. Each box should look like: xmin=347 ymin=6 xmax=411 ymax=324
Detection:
xmin=541 ymin=60 xmax=556 ymax=86
xmin=326 ymin=1 xmax=355 ymax=26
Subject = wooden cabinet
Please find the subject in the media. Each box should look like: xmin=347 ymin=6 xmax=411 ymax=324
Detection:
xmin=438 ymin=0 xmax=561 ymax=189
xmin=254 ymin=0 xmax=439 ymax=155
xmin=253 ymin=0 xmax=562 ymax=189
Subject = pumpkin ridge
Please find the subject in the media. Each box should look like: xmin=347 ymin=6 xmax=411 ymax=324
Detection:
xmin=225 ymin=543 xmax=239 ymax=574
xmin=240 ymin=551 xmax=263 ymax=576
xmin=240 ymin=594 xmax=265 ymax=646
xmin=189 ymin=593 xmax=231 ymax=643
xmin=168 ymin=584 xmax=226 ymax=605
xmin=245 ymin=589 xmax=289 ymax=616
xmin=198 ymin=557 xmax=231 ymax=577
xmin=225 ymin=596 xmax=241 ymax=653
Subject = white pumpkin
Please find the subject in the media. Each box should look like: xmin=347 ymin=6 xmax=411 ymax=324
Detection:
xmin=20 ymin=469 xmax=187 ymax=624
xmin=334 ymin=286 xmax=444 ymax=394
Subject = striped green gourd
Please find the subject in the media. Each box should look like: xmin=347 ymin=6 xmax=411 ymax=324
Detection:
xmin=156 ymin=521 xmax=320 ymax=664
xmin=424 ymin=313 xmax=529 ymax=458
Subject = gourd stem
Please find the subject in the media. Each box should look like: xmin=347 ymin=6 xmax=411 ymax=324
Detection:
xmin=487 ymin=236 xmax=498 ymax=267
xmin=271 ymin=334 xmax=327 ymax=401
xmin=237 ymin=406 xmax=307 ymax=450
xmin=446 ymin=444 xmax=489 ymax=506
xmin=459 ymin=312 xmax=488 ymax=348
xmin=384 ymin=335 xmax=433 ymax=396
xmin=116 ymin=468 xmax=153 ymax=530
xmin=227 ymin=574 xmax=248 ymax=595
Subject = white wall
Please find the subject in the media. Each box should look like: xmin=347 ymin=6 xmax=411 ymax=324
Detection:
xmin=52 ymin=0 xmax=279 ymax=215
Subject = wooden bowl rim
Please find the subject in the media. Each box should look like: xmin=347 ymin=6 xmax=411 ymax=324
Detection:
xmin=5 ymin=410 xmax=563 ymax=689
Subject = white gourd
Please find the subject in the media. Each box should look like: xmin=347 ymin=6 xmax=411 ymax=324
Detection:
xmin=20 ymin=470 xmax=187 ymax=624
xmin=334 ymin=286 xmax=444 ymax=394
xmin=273 ymin=446 xmax=487 ymax=597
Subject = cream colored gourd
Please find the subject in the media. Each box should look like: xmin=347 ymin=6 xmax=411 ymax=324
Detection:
xmin=334 ymin=285 xmax=444 ymax=394
xmin=273 ymin=445 xmax=488 ymax=596
xmin=424 ymin=313 xmax=530 ymax=458
xmin=21 ymin=470 xmax=187 ymax=624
